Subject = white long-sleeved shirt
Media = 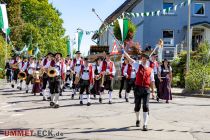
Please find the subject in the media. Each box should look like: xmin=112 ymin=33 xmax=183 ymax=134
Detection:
xmin=70 ymin=58 xmax=83 ymax=74
xmin=123 ymin=63 xmax=136 ymax=79
xmin=81 ymin=65 xmax=94 ymax=80
xmin=54 ymin=61 xmax=66 ymax=76
xmin=27 ymin=62 xmax=37 ymax=75
xmin=19 ymin=61 xmax=28 ymax=71
xmin=41 ymin=59 xmax=51 ymax=69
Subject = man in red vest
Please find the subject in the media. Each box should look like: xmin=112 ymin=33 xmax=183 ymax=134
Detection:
xmin=123 ymin=57 xmax=136 ymax=102
xmin=10 ymin=55 xmax=21 ymax=88
xmin=79 ymin=58 xmax=94 ymax=106
xmin=123 ymin=50 xmax=155 ymax=131
xmin=49 ymin=52 xmax=66 ymax=108
xmin=70 ymin=51 xmax=83 ymax=99
xmin=41 ymin=52 xmax=54 ymax=101
xmin=99 ymin=52 xmax=116 ymax=104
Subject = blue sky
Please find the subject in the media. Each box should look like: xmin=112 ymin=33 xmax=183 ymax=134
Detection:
xmin=48 ymin=0 xmax=126 ymax=56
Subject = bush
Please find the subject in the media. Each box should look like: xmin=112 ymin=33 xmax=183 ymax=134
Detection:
xmin=185 ymin=42 xmax=210 ymax=93
xmin=171 ymin=51 xmax=187 ymax=88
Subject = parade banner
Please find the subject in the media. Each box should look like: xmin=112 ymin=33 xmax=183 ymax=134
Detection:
xmin=33 ymin=46 xmax=40 ymax=56
xmin=118 ymin=18 xmax=129 ymax=42
xmin=67 ymin=37 xmax=71 ymax=56
xmin=0 ymin=4 xmax=9 ymax=34
xmin=75 ymin=31 xmax=83 ymax=51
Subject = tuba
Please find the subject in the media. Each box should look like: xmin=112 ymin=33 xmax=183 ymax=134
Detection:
xmin=18 ymin=72 xmax=27 ymax=80
xmin=47 ymin=67 xmax=57 ymax=78
xmin=74 ymin=74 xmax=80 ymax=85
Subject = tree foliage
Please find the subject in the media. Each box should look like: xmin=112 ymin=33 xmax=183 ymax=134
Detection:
xmin=0 ymin=0 xmax=67 ymax=57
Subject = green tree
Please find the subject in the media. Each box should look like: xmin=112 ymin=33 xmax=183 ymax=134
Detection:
xmin=21 ymin=0 xmax=67 ymax=57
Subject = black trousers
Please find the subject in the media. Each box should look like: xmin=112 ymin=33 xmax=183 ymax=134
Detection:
xmin=119 ymin=76 xmax=125 ymax=94
xmin=12 ymin=69 xmax=19 ymax=82
xmin=6 ymin=69 xmax=12 ymax=82
xmin=125 ymin=78 xmax=136 ymax=93
xmin=79 ymin=80 xmax=90 ymax=95
xmin=155 ymin=74 xmax=160 ymax=97
xmin=49 ymin=76 xmax=61 ymax=94
xmin=100 ymin=76 xmax=113 ymax=92
xmin=134 ymin=86 xmax=150 ymax=112
xmin=26 ymin=74 xmax=34 ymax=85
xmin=42 ymin=73 xmax=48 ymax=90
xmin=65 ymin=74 xmax=71 ymax=81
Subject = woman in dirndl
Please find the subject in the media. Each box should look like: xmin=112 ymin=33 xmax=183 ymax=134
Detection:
xmin=158 ymin=59 xmax=173 ymax=103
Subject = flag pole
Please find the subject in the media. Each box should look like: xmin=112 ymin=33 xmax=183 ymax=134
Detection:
xmin=5 ymin=34 xmax=7 ymax=64
xmin=186 ymin=0 xmax=191 ymax=73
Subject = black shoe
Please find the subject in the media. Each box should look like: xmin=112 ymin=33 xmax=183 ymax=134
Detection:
xmin=99 ymin=98 xmax=102 ymax=103
xmin=26 ymin=90 xmax=28 ymax=93
xmin=71 ymin=94 xmax=74 ymax=99
xmin=17 ymin=86 xmax=20 ymax=89
xmin=119 ymin=93 xmax=122 ymax=98
xmin=93 ymin=94 xmax=96 ymax=98
xmin=43 ymin=98 xmax=46 ymax=101
xmin=60 ymin=93 xmax=62 ymax=96
xmin=11 ymin=84 xmax=14 ymax=88
xmin=80 ymin=101 xmax=83 ymax=105
xmin=50 ymin=102 xmax=55 ymax=107
xmin=142 ymin=125 xmax=148 ymax=131
xmin=125 ymin=98 xmax=129 ymax=102
xmin=47 ymin=97 xmax=51 ymax=100
xmin=19 ymin=87 xmax=22 ymax=90
xmin=54 ymin=104 xmax=60 ymax=108
xmin=87 ymin=102 xmax=91 ymax=106
xmin=40 ymin=93 xmax=43 ymax=96
xmin=136 ymin=120 xmax=140 ymax=127
xmin=156 ymin=97 xmax=159 ymax=102
xmin=109 ymin=101 xmax=112 ymax=104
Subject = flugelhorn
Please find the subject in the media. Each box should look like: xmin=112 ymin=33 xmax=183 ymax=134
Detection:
xmin=47 ymin=67 xmax=57 ymax=78
xmin=18 ymin=71 xmax=27 ymax=80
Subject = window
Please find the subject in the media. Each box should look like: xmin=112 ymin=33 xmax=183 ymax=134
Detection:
xmin=163 ymin=30 xmax=174 ymax=46
xmin=193 ymin=3 xmax=205 ymax=16
xmin=163 ymin=0 xmax=174 ymax=14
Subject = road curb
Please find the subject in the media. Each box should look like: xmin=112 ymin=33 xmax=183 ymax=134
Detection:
xmin=173 ymin=92 xmax=210 ymax=98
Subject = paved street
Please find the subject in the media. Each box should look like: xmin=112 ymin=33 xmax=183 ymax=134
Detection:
xmin=0 ymin=80 xmax=210 ymax=140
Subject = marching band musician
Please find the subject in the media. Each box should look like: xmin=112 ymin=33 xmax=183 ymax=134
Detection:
xmin=123 ymin=57 xmax=136 ymax=102
xmin=64 ymin=57 xmax=72 ymax=90
xmin=99 ymin=52 xmax=116 ymax=104
xmin=79 ymin=58 xmax=94 ymax=106
xmin=26 ymin=56 xmax=36 ymax=93
xmin=49 ymin=52 xmax=66 ymax=108
xmin=70 ymin=51 xmax=83 ymax=99
xmin=91 ymin=57 xmax=102 ymax=98
xmin=41 ymin=52 xmax=53 ymax=100
xmin=10 ymin=55 xmax=21 ymax=88
xmin=17 ymin=57 xmax=28 ymax=90
xmin=123 ymin=50 xmax=155 ymax=131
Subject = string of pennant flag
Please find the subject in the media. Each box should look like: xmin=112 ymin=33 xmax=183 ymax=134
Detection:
xmin=98 ymin=0 xmax=188 ymax=35
xmin=125 ymin=1 xmax=187 ymax=18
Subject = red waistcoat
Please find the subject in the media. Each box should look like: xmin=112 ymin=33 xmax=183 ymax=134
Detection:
xmin=135 ymin=65 xmax=152 ymax=88
xmin=101 ymin=61 xmax=114 ymax=78
xmin=127 ymin=64 xmax=133 ymax=79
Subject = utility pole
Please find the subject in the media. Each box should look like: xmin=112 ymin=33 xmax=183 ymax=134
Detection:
xmin=186 ymin=0 xmax=191 ymax=73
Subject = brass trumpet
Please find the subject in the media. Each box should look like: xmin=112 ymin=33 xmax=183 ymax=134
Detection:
xmin=47 ymin=67 xmax=57 ymax=78
xmin=33 ymin=71 xmax=41 ymax=83
xmin=18 ymin=72 xmax=27 ymax=80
